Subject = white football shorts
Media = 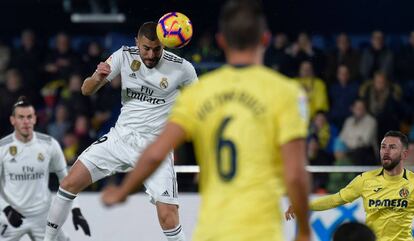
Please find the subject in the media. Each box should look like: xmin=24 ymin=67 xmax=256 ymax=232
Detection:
xmin=0 ymin=211 xmax=67 ymax=241
xmin=77 ymin=125 xmax=179 ymax=205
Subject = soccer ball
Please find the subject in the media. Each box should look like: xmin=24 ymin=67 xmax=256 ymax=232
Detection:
xmin=156 ymin=12 xmax=193 ymax=49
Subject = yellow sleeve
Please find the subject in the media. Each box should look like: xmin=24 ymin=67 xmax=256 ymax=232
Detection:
xmin=277 ymin=87 xmax=309 ymax=145
xmin=310 ymin=174 xmax=363 ymax=211
xmin=338 ymin=173 xmax=363 ymax=202
xmin=310 ymin=193 xmax=347 ymax=211
xmin=169 ymin=86 xmax=197 ymax=141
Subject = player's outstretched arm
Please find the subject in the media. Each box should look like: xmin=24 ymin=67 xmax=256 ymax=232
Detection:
xmin=101 ymin=122 xmax=186 ymax=206
xmin=282 ymin=138 xmax=311 ymax=241
xmin=285 ymin=192 xmax=348 ymax=220
xmin=81 ymin=62 xmax=110 ymax=96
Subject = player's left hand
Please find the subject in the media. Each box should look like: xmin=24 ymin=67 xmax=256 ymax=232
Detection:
xmin=285 ymin=205 xmax=296 ymax=221
xmin=72 ymin=208 xmax=91 ymax=236
xmin=101 ymin=185 xmax=128 ymax=207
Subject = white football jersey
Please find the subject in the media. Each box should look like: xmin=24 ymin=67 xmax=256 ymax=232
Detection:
xmin=105 ymin=46 xmax=198 ymax=134
xmin=0 ymin=132 xmax=67 ymax=216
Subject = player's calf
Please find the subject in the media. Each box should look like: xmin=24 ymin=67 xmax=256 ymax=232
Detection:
xmin=156 ymin=203 xmax=186 ymax=241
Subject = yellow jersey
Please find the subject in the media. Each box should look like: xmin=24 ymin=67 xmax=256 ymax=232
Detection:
xmin=340 ymin=168 xmax=414 ymax=241
xmin=169 ymin=65 xmax=308 ymax=241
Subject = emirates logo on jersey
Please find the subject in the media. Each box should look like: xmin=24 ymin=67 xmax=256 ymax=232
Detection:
xmin=9 ymin=146 xmax=17 ymax=156
xmin=399 ymin=188 xmax=409 ymax=199
xmin=160 ymin=77 xmax=168 ymax=89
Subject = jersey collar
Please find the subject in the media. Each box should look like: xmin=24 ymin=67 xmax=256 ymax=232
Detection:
xmin=229 ymin=64 xmax=253 ymax=68
xmin=377 ymin=168 xmax=408 ymax=181
xmin=12 ymin=131 xmax=36 ymax=146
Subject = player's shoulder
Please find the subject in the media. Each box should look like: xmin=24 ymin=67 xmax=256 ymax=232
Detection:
xmin=404 ymin=168 xmax=414 ymax=180
xmin=35 ymin=132 xmax=54 ymax=144
xmin=260 ymin=66 xmax=302 ymax=92
xmin=200 ymin=65 xmax=301 ymax=91
xmin=162 ymin=50 xmax=185 ymax=64
xmin=122 ymin=45 xmax=139 ymax=55
xmin=0 ymin=133 xmax=14 ymax=148
xmin=361 ymin=168 xmax=384 ymax=179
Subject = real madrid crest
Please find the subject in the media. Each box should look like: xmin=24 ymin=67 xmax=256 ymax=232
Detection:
xmin=9 ymin=146 xmax=17 ymax=156
xmin=130 ymin=60 xmax=141 ymax=71
xmin=160 ymin=77 xmax=168 ymax=89
xmin=399 ymin=187 xmax=409 ymax=198
xmin=38 ymin=153 xmax=45 ymax=162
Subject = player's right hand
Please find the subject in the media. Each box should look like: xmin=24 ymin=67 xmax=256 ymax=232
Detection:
xmin=285 ymin=205 xmax=295 ymax=221
xmin=101 ymin=185 xmax=128 ymax=207
xmin=3 ymin=206 xmax=25 ymax=228
xmin=94 ymin=62 xmax=111 ymax=80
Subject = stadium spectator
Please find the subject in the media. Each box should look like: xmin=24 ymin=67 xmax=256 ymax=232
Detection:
xmin=44 ymin=32 xmax=81 ymax=82
xmin=336 ymin=99 xmax=377 ymax=165
xmin=73 ymin=114 xmax=95 ymax=152
xmin=61 ymin=73 xmax=93 ymax=121
xmin=46 ymin=103 xmax=71 ymax=145
xmin=307 ymin=111 xmax=337 ymax=192
xmin=189 ymin=31 xmax=222 ymax=63
xmin=9 ymin=29 xmax=45 ymax=92
xmin=0 ymin=69 xmax=32 ymax=137
xmin=360 ymin=30 xmax=394 ymax=80
xmin=360 ymin=71 xmax=403 ymax=144
xmin=328 ymin=65 xmax=360 ymax=129
xmin=296 ymin=61 xmax=329 ymax=118
xmin=82 ymin=40 xmax=106 ymax=77
xmin=394 ymin=31 xmax=414 ymax=82
xmin=62 ymin=130 xmax=80 ymax=165
xmin=0 ymin=37 xmax=11 ymax=84
xmin=288 ymin=32 xmax=325 ymax=77
xmin=324 ymin=33 xmax=360 ymax=84
xmin=92 ymin=75 xmax=121 ymax=136
xmin=264 ymin=32 xmax=294 ymax=76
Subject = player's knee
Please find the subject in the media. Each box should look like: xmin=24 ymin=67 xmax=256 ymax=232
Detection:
xmin=59 ymin=175 xmax=82 ymax=194
xmin=157 ymin=205 xmax=179 ymax=229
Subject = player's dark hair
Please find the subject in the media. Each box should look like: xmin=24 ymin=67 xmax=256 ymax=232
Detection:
xmin=138 ymin=22 xmax=158 ymax=41
xmin=384 ymin=130 xmax=409 ymax=149
xmin=333 ymin=222 xmax=376 ymax=241
xmin=219 ymin=0 xmax=267 ymax=50
xmin=12 ymin=96 xmax=33 ymax=115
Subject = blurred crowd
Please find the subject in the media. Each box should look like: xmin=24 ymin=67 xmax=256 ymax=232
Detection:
xmin=1 ymin=29 xmax=414 ymax=192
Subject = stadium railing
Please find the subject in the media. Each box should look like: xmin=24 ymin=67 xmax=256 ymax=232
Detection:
xmin=174 ymin=165 xmax=414 ymax=173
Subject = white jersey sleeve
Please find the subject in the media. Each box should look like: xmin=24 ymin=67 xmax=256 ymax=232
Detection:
xmin=48 ymin=138 xmax=67 ymax=173
xmin=0 ymin=159 xmax=9 ymax=210
xmin=105 ymin=46 xmax=124 ymax=82
xmin=179 ymin=59 xmax=198 ymax=87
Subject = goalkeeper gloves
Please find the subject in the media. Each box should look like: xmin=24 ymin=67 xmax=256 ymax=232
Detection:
xmin=3 ymin=206 xmax=25 ymax=228
xmin=72 ymin=208 xmax=91 ymax=236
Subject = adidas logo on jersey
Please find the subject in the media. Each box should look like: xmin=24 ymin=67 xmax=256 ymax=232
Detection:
xmin=129 ymin=73 xmax=137 ymax=79
xmin=161 ymin=190 xmax=170 ymax=197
